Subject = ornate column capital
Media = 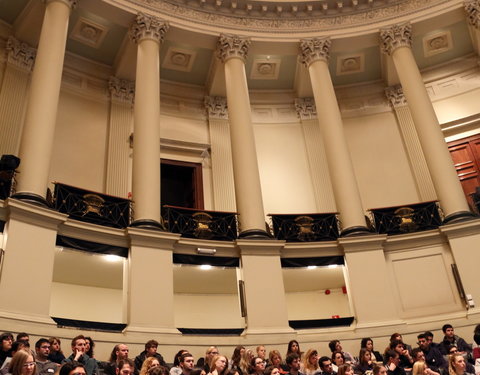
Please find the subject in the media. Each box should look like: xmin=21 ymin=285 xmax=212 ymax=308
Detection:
xmin=216 ymin=34 xmax=250 ymax=63
xmin=6 ymin=37 xmax=36 ymax=72
xmin=380 ymin=22 xmax=412 ymax=55
xmin=205 ymin=96 xmax=228 ymax=119
xmin=294 ymin=98 xmax=317 ymax=120
xmin=300 ymin=38 xmax=331 ymax=67
xmin=385 ymin=85 xmax=407 ymax=108
xmin=465 ymin=0 xmax=480 ymax=29
xmin=129 ymin=13 xmax=169 ymax=44
xmin=109 ymin=76 xmax=135 ymax=104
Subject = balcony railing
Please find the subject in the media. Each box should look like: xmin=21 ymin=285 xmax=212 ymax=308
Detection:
xmin=369 ymin=200 xmax=442 ymax=235
xmin=269 ymin=213 xmax=340 ymax=242
xmin=163 ymin=205 xmax=238 ymax=241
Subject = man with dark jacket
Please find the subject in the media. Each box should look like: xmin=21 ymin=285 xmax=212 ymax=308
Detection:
xmin=438 ymin=324 xmax=472 ymax=355
xmin=134 ymin=340 xmax=167 ymax=372
xmin=417 ymin=334 xmax=446 ymax=372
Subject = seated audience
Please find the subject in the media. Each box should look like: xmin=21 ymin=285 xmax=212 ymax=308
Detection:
xmin=257 ymin=348 xmax=268 ymax=366
xmin=332 ymin=352 xmax=345 ymax=373
xmin=285 ymin=354 xmax=304 ymax=375
xmin=171 ymin=350 xmax=190 ymax=375
xmin=134 ymin=341 xmax=166 ymax=373
xmin=337 ymin=365 xmax=354 ymax=375
xmin=0 ymin=334 xmax=13 ymax=369
xmin=448 ymin=353 xmax=473 ymax=375
xmin=180 ymin=354 xmax=196 ymax=375
xmin=360 ymin=339 xmax=383 ymax=364
xmin=411 ymin=361 xmax=439 ymax=375
xmin=34 ymin=338 xmax=58 ymax=375
xmin=317 ymin=356 xmax=337 ymax=375
xmin=286 ymin=342 xmax=302 ymax=361
xmin=203 ymin=348 xmax=220 ymax=374
xmin=439 ymin=325 xmax=471 ymax=356
xmin=388 ymin=341 xmax=412 ymax=370
xmin=417 ymin=334 xmax=446 ymax=372
xmin=328 ymin=342 xmax=353 ymax=364
xmin=250 ymin=357 xmax=265 ymax=375
xmin=85 ymin=338 xmax=95 ymax=359
xmin=60 ymin=362 xmax=86 ymax=375
xmin=117 ymin=359 xmax=135 ymax=375
xmin=354 ymin=349 xmax=373 ymax=375
xmin=384 ymin=350 xmax=405 ymax=375
xmin=268 ymin=351 xmax=288 ymax=374
xmin=7 ymin=350 xmax=36 ymax=375
xmin=48 ymin=337 xmax=65 ymax=364
xmin=209 ymin=355 xmax=229 ymax=375
xmin=300 ymin=350 xmax=319 ymax=375
xmin=62 ymin=335 xmax=98 ymax=375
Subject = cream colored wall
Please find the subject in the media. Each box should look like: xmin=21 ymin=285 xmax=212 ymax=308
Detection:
xmin=254 ymin=122 xmax=318 ymax=216
xmin=161 ymin=114 xmax=210 ymax=145
xmin=50 ymin=282 xmax=124 ymax=323
xmin=343 ymin=111 xmax=420 ymax=210
xmin=434 ymin=88 xmax=480 ymax=124
xmin=49 ymin=90 xmax=109 ymax=192
xmin=286 ymin=289 xmax=351 ymax=320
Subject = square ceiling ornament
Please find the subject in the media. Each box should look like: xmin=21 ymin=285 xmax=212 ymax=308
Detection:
xmin=70 ymin=17 xmax=108 ymax=48
xmin=423 ymin=31 xmax=453 ymax=57
xmin=250 ymin=57 xmax=281 ymax=80
xmin=336 ymin=53 xmax=364 ymax=76
xmin=162 ymin=47 xmax=196 ymax=72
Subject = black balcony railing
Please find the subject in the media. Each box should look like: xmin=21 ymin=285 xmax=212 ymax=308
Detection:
xmin=369 ymin=201 xmax=442 ymax=235
xmin=162 ymin=205 xmax=238 ymax=241
xmin=269 ymin=213 xmax=340 ymax=242
xmin=53 ymin=183 xmax=131 ymax=228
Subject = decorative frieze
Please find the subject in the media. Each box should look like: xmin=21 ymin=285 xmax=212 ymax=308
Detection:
xmin=385 ymin=85 xmax=408 ymax=108
xmin=380 ymin=22 xmax=412 ymax=56
xmin=6 ymin=37 xmax=36 ymax=72
xmin=294 ymin=98 xmax=317 ymax=120
xmin=300 ymin=38 xmax=331 ymax=67
xmin=216 ymin=34 xmax=250 ymax=63
xmin=109 ymin=76 xmax=135 ymax=104
xmin=205 ymin=96 xmax=228 ymax=119
xmin=465 ymin=0 xmax=480 ymax=29
xmin=129 ymin=13 xmax=169 ymax=44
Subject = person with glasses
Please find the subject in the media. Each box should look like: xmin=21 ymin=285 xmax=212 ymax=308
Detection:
xmin=250 ymin=357 xmax=265 ymax=375
xmin=34 ymin=338 xmax=58 ymax=375
xmin=203 ymin=347 xmax=220 ymax=374
xmin=6 ymin=350 xmax=35 ymax=375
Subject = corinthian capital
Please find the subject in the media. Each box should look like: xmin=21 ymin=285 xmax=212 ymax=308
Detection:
xmin=385 ymin=85 xmax=407 ymax=108
xmin=300 ymin=38 xmax=331 ymax=67
xmin=465 ymin=0 xmax=480 ymax=29
xmin=205 ymin=96 xmax=228 ymax=119
xmin=129 ymin=13 xmax=169 ymax=44
xmin=294 ymin=98 xmax=317 ymax=120
xmin=380 ymin=23 xmax=412 ymax=55
xmin=109 ymin=76 xmax=135 ymax=104
xmin=216 ymin=34 xmax=250 ymax=63
xmin=6 ymin=37 xmax=36 ymax=72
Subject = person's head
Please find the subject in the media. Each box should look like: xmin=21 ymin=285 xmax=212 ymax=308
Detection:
xmin=449 ymin=353 xmax=466 ymax=375
xmin=49 ymin=337 xmax=62 ymax=354
xmin=390 ymin=340 xmax=405 ymax=355
xmin=390 ymin=333 xmax=402 ymax=343
xmin=140 ymin=357 xmax=161 ymax=375
xmin=145 ymin=340 xmax=159 ymax=357
xmin=417 ymin=334 xmax=429 ymax=351
xmin=231 ymin=346 xmax=245 ymax=365
xmin=332 ymin=352 xmax=345 ymax=366
xmin=361 ymin=338 xmax=374 ymax=352
xmin=35 ymin=339 xmax=51 ymax=360
xmin=287 ymin=341 xmax=300 ymax=355
xmin=358 ymin=348 xmax=371 ymax=365
xmin=116 ymin=344 xmax=130 ymax=361
xmin=189 ymin=368 xmax=206 ymax=375
xmin=84 ymin=337 xmax=94 ymax=357
xmin=328 ymin=340 xmax=341 ymax=353
xmin=251 ymin=356 xmax=265 ymax=374
xmin=412 ymin=361 xmax=427 ymax=375
xmin=372 ymin=365 xmax=387 ymax=375
xmin=384 ymin=350 xmax=399 ymax=365
xmin=116 ymin=359 xmax=135 ymax=375
xmin=424 ymin=332 xmax=434 ymax=344
xmin=1 ymin=333 xmax=13 ymax=351
xmin=411 ymin=348 xmax=425 ymax=363
xmin=180 ymin=353 xmax=195 ymax=374
xmin=59 ymin=362 xmax=86 ymax=375
xmin=148 ymin=367 xmax=170 ymax=375
xmin=174 ymin=350 xmax=189 ymax=367
xmin=211 ymin=355 xmax=228 ymax=375
xmin=305 ymin=349 xmax=319 ymax=367
xmin=257 ymin=346 xmax=266 ymax=360
xmin=16 ymin=333 xmax=29 ymax=343
xmin=337 ymin=364 xmax=354 ymax=375
xmin=443 ymin=325 xmax=454 ymax=338
xmin=8 ymin=350 xmax=35 ymax=375
xmin=268 ymin=350 xmax=282 ymax=368
xmin=319 ymin=356 xmax=333 ymax=374
xmin=264 ymin=367 xmax=280 ymax=375
xmin=205 ymin=346 xmax=219 ymax=366
xmin=71 ymin=336 xmax=86 ymax=356
xmin=11 ymin=341 xmax=28 ymax=356
xmin=285 ymin=354 xmax=300 ymax=371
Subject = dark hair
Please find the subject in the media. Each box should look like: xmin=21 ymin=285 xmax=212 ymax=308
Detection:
xmin=424 ymin=331 xmax=434 ymax=339
xmin=390 ymin=333 xmax=401 ymax=342
xmin=373 ymin=365 xmax=385 ymax=375
xmin=71 ymin=335 xmax=86 ymax=347
xmin=390 ymin=340 xmax=404 ymax=350
xmin=85 ymin=337 xmax=94 ymax=358
xmin=60 ymin=362 xmax=85 ymax=375
xmin=474 ymin=324 xmax=480 ymax=345
xmin=442 ymin=324 xmax=453 ymax=333
xmin=118 ymin=359 xmax=135 ymax=372
xmin=319 ymin=356 xmax=331 ymax=369
xmin=16 ymin=333 xmax=29 ymax=342
xmin=1 ymin=332 xmax=13 ymax=341
xmin=361 ymin=338 xmax=373 ymax=349
xmin=331 ymin=351 xmax=345 ymax=363
xmin=190 ymin=368 xmax=205 ymax=375
xmin=286 ymin=341 xmax=300 ymax=357
xmin=109 ymin=345 xmax=120 ymax=362
xmin=447 ymin=345 xmax=458 ymax=354
xmin=411 ymin=348 xmax=423 ymax=360
xmin=251 ymin=356 xmax=263 ymax=368
xmin=232 ymin=346 xmax=245 ymax=367
xmin=286 ymin=353 xmax=300 ymax=366
xmin=328 ymin=340 xmax=340 ymax=353
xmin=48 ymin=337 xmax=63 ymax=355
xmin=264 ymin=367 xmax=277 ymax=375
xmin=384 ymin=350 xmax=398 ymax=362
xmin=180 ymin=353 xmax=194 ymax=364
xmin=149 ymin=367 xmax=169 ymax=375
xmin=145 ymin=340 xmax=159 ymax=350
xmin=358 ymin=348 xmax=371 ymax=366
xmin=35 ymin=338 xmax=50 ymax=349
xmin=173 ymin=350 xmax=189 ymax=367
xmin=417 ymin=333 xmax=427 ymax=340
xmin=12 ymin=340 xmax=28 ymax=352
xmin=337 ymin=364 xmax=352 ymax=375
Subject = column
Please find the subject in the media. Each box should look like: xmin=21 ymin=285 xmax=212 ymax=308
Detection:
xmin=205 ymin=96 xmax=237 ymax=212
xmin=129 ymin=13 xmax=169 ymax=229
xmin=300 ymin=38 xmax=369 ymax=236
xmin=294 ymin=98 xmax=336 ymax=213
xmin=105 ymin=77 xmax=135 ymax=198
xmin=465 ymin=0 xmax=480 ymax=54
xmin=216 ymin=34 xmax=269 ymax=238
xmin=385 ymin=85 xmax=436 ymax=201
xmin=380 ymin=23 xmax=473 ymax=223
xmin=0 ymin=37 xmax=36 ymax=156
xmin=14 ymin=0 xmax=77 ymax=205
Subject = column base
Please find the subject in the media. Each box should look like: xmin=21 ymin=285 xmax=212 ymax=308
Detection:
xmin=443 ymin=210 xmax=477 ymax=224
xmin=238 ymin=228 xmax=272 ymax=239
xmin=130 ymin=219 xmax=165 ymax=230
xmin=341 ymin=225 xmax=372 ymax=237
xmin=11 ymin=192 xmax=48 ymax=207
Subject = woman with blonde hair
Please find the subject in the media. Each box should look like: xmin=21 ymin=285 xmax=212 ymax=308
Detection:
xmin=208 ymin=355 xmax=229 ymax=375
xmin=8 ymin=351 xmax=36 ymax=375
xmin=448 ymin=353 xmax=473 ymax=375
xmin=268 ymin=351 xmax=287 ymax=374
xmin=300 ymin=350 xmax=319 ymax=375
xmin=240 ymin=350 xmax=255 ymax=375
xmin=140 ymin=357 xmax=161 ymax=375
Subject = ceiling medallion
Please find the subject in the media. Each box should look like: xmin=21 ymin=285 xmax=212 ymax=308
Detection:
xmin=423 ymin=31 xmax=453 ymax=57
xmin=70 ymin=17 xmax=108 ymax=48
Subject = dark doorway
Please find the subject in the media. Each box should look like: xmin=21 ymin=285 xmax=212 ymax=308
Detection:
xmin=161 ymin=159 xmax=204 ymax=209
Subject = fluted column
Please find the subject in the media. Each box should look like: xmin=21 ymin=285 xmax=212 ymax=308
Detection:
xmin=0 ymin=37 xmax=36 ymax=156
xmin=14 ymin=0 xmax=77 ymax=205
xmin=216 ymin=34 xmax=269 ymax=238
xmin=380 ymin=23 xmax=473 ymax=223
xmin=129 ymin=14 xmax=169 ymax=228
xmin=205 ymin=96 xmax=236 ymax=212
xmin=294 ymin=98 xmax=336 ymax=212
xmin=105 ymin=77 xmax=135 ymax=198
xmin=300 ymin=38 xmax=369 ymax=236
xmin=385 ymin=85 xmax=436 ymax=201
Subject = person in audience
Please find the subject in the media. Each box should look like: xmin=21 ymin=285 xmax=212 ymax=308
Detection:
xmin=372 ymin=365 xmax=386 ymax=375
xmin=59 ymin=362 xmax=86 ymax=375
xmin=439 ymin=325 xmax=471 ymax=356
xmin=417 ymin=334 xmax=446 ymax=372
xmin=285 ymin=354 xmax=303 ymax=375
xmin=250 ymin=357 xmax=266 ymax=375
xmin=149 ymin=367 xmax=170 ymax=375
xmin=384 ymin=350 xmax=405 ymax=375
xmin=257 ymin=348 xmax=267 ymax=366
xmin=62 ymin=335 xmax=98 ymax=375
xmin=209 ymin=355 xmax=229 ymax=375
xmin=448 ymin=353 xmax=474 ymax=375
xmin=7 ymin=350 xmax=36 ymax=375
xmin=139 ymin=357 xmax=161 ymax=375
xmin=389 ymin=341 xmax=412 ymax=370
xmin=268 ymin=351 xmax=287 ymax=374
xmin=203 ymin=347 xmax=220 ymax=374
xmin=424 ymin=333 xmax=439 ymax=350
xmin=171 ymin=350 xmax=190 ymax=375
xmin=15 ymin=335 xmax=29 ymax=346
xmin=84 ymin=338 xmax=95 ymax=359
xmin=301 ymin=350 xmax=319 ymax=375
xmin=447 ymin=346 xmax=475 ymax=374
xmin=104 ymin=344 xmax=131 ymax=375
xmin=180 ymin=353 xmax=196 ymax=375
xmin=134 ymin=341 xmax=166 ymax=372
xmin=1 ymin=340 xmax=29 ymax=374
xmin=264 ymin=367 xmax=281 ymax=375
xmin=389 ymin=335 xmax=412 ymax=356
xmin=331 ymin=352 xmax=345 ymax=373
xmin=35 ymin=338 xmax=58 ymax=375
xmin=328 ymin=342 xmax=353 ymax=365
xmin=286 ymin=342 xmax=302 ymax=361
xmin=230 ymin=347 xmax=245 ymax=375
xmin=360 ymin=339 xmax=383 ymax=364
xmin=354 ymin=349 xmax=373 ymax=375
xmin=48 ymin=337 xmax=65 ymax=364
xmin=0 ymin=333 xmax=13 ymax=368
xmin=411 ymin=349 xmax=426 ymax=364
xmin=318 ymin=357 xmax=337 ymax=375
xmin=117 ymin=359 xmax=135 ymax=375
xmin=337 ymin=365 xmax=354 ymax=375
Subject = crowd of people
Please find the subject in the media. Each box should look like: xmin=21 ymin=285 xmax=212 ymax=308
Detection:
xmin=0 ymin=324 xmax=479 ymax=375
